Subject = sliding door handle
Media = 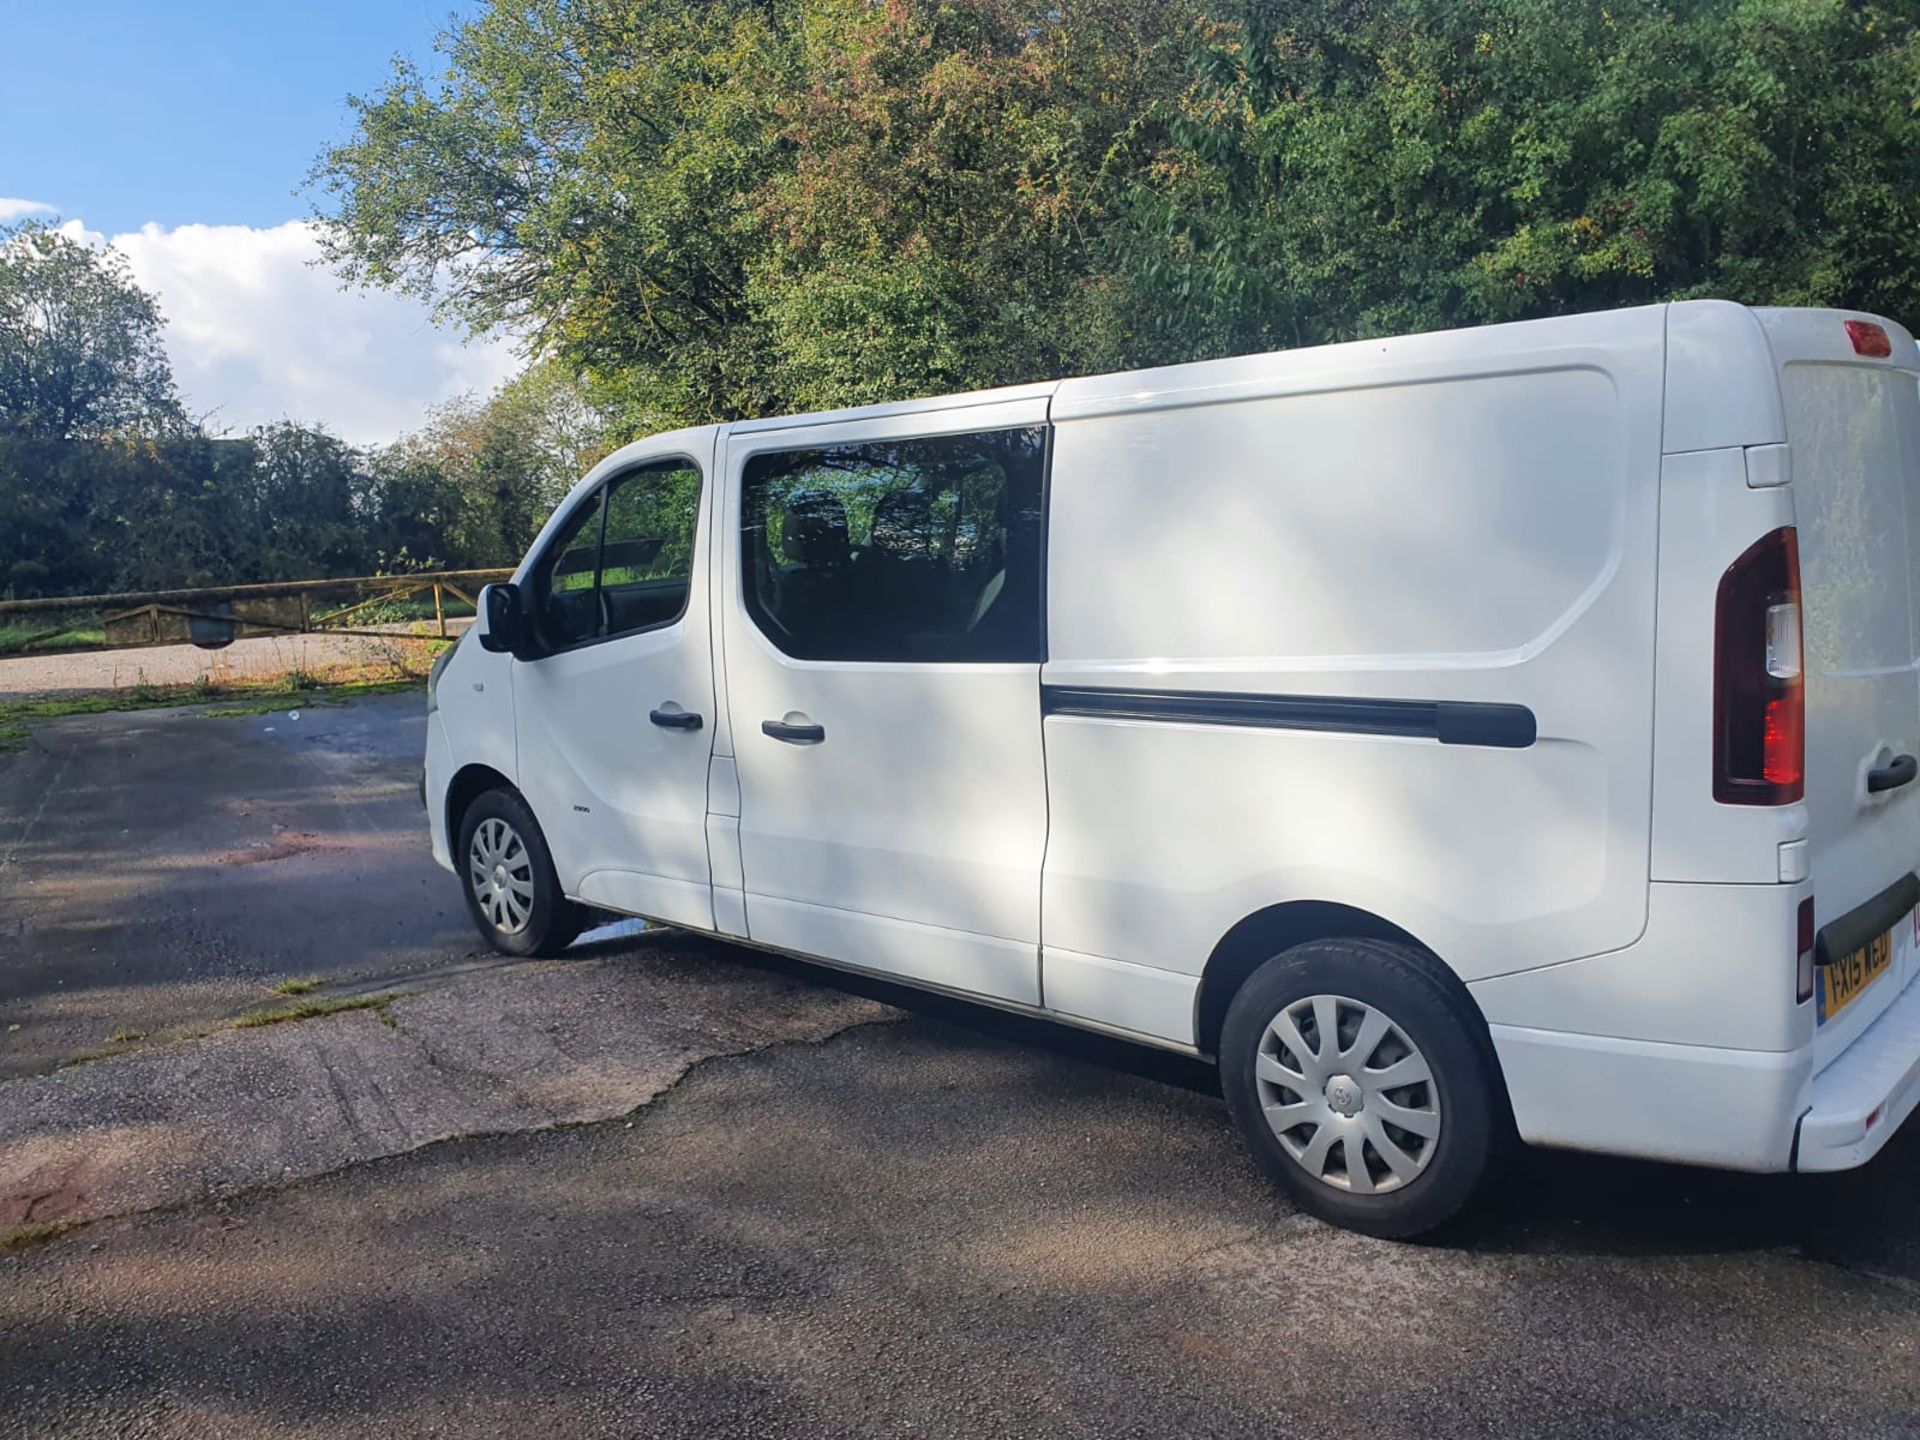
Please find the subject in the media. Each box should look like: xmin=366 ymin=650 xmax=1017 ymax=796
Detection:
xmin=762 ymin=719 xmax=825 ymax=744
xmin=649 ymin=707 xmax=703 ymax=731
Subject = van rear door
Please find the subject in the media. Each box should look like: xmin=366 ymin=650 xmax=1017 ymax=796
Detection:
xmin=1757 ymin=309 xmax=1920 ymax=1066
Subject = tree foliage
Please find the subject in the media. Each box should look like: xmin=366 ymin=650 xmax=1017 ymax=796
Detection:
xmin=1111 ymin=0 xmax=1920 ymax=362
xmin=313 ymin=0 xmax=1920 ymax=430
xmin=10 ymin=0 xmax=1920 ymax=600
xmin=312 ymin=0 xmax=1200 ymax=426
xmin=0 ymin=353 xmax=611 ymax=599
xmin=0 ymin=223 xmax=185 ymax=441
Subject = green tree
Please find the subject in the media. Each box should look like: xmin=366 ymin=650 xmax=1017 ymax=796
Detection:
xmin=310 ymin=0 xmax=1196 ymax=427
xmin=1111 ymin=0 xmax=1920 ymax=359
xmin=0 ymin=222 xmax=185 ymax=441
xmin=315 ymin=0 xmax=1920 ymax=422
xmin=386 ymin=361 xmax=613 ymax=563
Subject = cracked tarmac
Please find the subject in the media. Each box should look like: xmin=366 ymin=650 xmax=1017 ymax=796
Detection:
xmin=0 ymin=939 xmax=894 ymax=1232
xmin=0 ymin=692 xmax=481 ymax=1079
xmin=5 ymin=1012 xmax=1919 ymax=1439
xmin=2 ymin=696 xmax=1918 ymax=1437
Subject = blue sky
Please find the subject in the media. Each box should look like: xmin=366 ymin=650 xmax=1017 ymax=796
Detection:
xmin=2 ymin=0 xmax=478 ymax=234
xmin=0 ymin=0 xmax=509 ymax=442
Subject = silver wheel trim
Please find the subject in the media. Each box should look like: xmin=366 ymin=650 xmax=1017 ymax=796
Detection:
xmin=468 ymin=816 xmax=536 ymax=936
xmin=1255 ymin=993 xmax=1442 ymax=1195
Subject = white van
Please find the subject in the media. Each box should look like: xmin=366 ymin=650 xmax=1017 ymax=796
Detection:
xmin=425 ymin=300 xmax=1920 ymax=1236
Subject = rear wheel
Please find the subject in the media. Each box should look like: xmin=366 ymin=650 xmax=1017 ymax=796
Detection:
xmin=457 ymin=788 xmax=584 ymax=958
xmin=1220 ymin=937 xmax=1503 ymax=1238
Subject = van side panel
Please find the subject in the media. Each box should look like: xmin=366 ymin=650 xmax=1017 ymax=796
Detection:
xmin=1039 ymin=309 xmax=1668 ymax=1042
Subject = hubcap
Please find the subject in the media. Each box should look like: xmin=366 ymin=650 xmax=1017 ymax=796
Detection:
xmin=468 ymin=817 xmax=535 ymax=935
xmin=1254 ymin=994 xmax=1441 ymax=1195
xmin=1324 ymin=1074 xmax=1364 ymax=1117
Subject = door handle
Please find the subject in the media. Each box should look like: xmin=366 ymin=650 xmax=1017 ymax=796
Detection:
xmin=648 ymin=707 xmax=703 ymax=731
xmin=1868 ymin=753 xmax=1918 ymax=793
xmin=762 ymin=719 xmax=825 ymax=744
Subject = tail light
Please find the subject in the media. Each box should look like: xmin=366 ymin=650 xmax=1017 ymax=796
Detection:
xmin=1796 ymin=896 xmax=1815 ymax=1003
xmin=1714 ymin=527 xmax=1804 ymax=804
xmin=1845 ymin=319 xmax=1892 ymax=357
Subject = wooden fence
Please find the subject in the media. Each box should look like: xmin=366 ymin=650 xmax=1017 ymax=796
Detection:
xmin=0 ymin=570 xmax=513 ymax=656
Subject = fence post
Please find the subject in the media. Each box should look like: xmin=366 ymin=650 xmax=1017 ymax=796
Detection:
xmin=434 ymin=583 xmax=446 ymax=638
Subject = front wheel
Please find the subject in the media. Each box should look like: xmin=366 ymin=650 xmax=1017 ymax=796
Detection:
xmin=1219 ymin=937 xmax=1505 ymax=1238
xmin=457 ymin=788 xmax=584 ymax=958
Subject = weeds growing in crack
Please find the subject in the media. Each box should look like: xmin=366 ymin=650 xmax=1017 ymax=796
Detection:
xmin=0 ymin=1220 xmax=78 ymax=1256
xmin=232 ymin=992 xmax=401 ymax=1029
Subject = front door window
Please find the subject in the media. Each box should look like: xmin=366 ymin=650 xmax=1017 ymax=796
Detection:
xmin=530 ymin=458 xmax=704 ymax=651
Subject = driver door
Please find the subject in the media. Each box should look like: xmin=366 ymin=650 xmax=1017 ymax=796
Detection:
xmin=512 ymin=434 xmax=719 ymax=930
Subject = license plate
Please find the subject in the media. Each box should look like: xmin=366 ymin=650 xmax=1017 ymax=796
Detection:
xmin=1820 ymin=927 xmax=1896 ymax=1023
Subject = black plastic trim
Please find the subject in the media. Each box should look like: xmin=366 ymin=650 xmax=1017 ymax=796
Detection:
xmin=1036 ymin=420 xmax=1054 ymax=666
xmin=1814 ymin=871 xmax=1920 ymax=967
xmin=1040 ymin=686 xmax=1537 ymax=748
xmin=762 ymin=719 xmax=826 ymax=744
xmin=1868 ymin=753 xmax=1918 ymax=794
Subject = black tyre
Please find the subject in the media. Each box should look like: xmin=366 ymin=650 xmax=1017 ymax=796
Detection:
xmin=456 ymin=787 xmax=584 ymax=958
xmin=1219 ymin=937 xmax=1504 ymax=1238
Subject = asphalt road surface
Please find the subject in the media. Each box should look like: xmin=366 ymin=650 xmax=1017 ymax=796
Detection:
xmin=0 ymin=691 xmax=473 ymax=1076
xmin=1 ymin=697 xmax=1917 ymax=1438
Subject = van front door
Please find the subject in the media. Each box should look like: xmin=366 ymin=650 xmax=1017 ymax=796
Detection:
xmin=718 ymin=401 xmax=1051 ymax=1004
xmin=513 ymin=438 xmax=718 ymax=931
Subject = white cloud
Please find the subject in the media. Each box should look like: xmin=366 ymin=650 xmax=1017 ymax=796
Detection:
xmin=55 ymin=218 xmax=519 ymax=446
xmin=0 ymin=197 xmax=58 ymax=222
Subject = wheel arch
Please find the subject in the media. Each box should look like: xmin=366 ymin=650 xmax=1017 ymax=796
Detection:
xmin=445 ymin=762 xmax=517 ymax=851
xmin=1193 ymin=901 xmax=1482 ymax=1059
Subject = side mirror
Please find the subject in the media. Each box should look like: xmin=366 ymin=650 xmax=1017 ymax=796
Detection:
xmin=478 ymin=583 xmax=540 ymax=661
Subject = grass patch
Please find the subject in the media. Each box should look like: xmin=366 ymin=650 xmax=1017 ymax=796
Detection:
xmin=196 ymin=677 xmax=421 ymax=721
xmin=107 ymin=1028 xmax=144 ymax=1044
xmin=0 ymin=674 xmax=424 ymax=749
xmin=0 ymin=1220 xmax=79 ymax=1256
xmin=269 ymin=976 xmax=323 ymax=997
xmin=0 ymin=622 xmax=105 ymax=655
xmin=231 ymin=991 xmax=400 ymax=1029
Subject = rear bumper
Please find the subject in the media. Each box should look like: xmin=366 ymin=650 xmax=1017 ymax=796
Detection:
xmin=1795 ymin=968 xmax=1920 ymax=1171
xmin=1487 ymin=967 xmax=1920 ymax=1174
xmin=1488 ymin=1024 xmax=1808 ymax=1171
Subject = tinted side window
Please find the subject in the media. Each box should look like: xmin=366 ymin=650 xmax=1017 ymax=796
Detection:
xmin=534 ymin=491 xmax=604 ymax=649
xmin=530 ymin=458 xmax=704 ymax=651
xmin=601 ymin=460 xmax=702 ymax=636
xmin=741 ymin=427 xmax=1045 ymax=663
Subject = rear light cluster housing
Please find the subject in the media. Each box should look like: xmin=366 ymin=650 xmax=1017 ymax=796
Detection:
xmin=1714 ymin=527 xmax=1804 ymax=805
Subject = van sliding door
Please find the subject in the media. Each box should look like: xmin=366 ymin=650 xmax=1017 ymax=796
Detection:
xmin=716 ymin=397 xmax=1052 ymax=1005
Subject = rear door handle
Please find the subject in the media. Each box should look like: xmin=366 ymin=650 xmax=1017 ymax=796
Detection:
xmin=1868 ymin=753 xmax=1917 ymax=793
xmin=649 ymin=708 xmax=703 ymax=731
xmin=762 ymin=719 xmax=825 ymax=744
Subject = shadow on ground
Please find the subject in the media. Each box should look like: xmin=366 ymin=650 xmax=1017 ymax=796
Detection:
xmin=7 ymin=939 xmax=1911 ymax=1440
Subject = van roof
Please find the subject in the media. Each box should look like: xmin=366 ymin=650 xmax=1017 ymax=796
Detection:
xmin=719 ymin=305 xmax=1682 ymax=435
xmin=634 ymin=300 xmax=1911 ymax=453
xmin=724 ymin=379 xmax=1059 ymax=437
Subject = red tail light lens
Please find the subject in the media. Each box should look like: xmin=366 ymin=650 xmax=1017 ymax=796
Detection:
xmin=1714 ymin=527 xmax=1804 ymax=804
xmin=1845 ymin=319 xmax=1892 ymax=357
